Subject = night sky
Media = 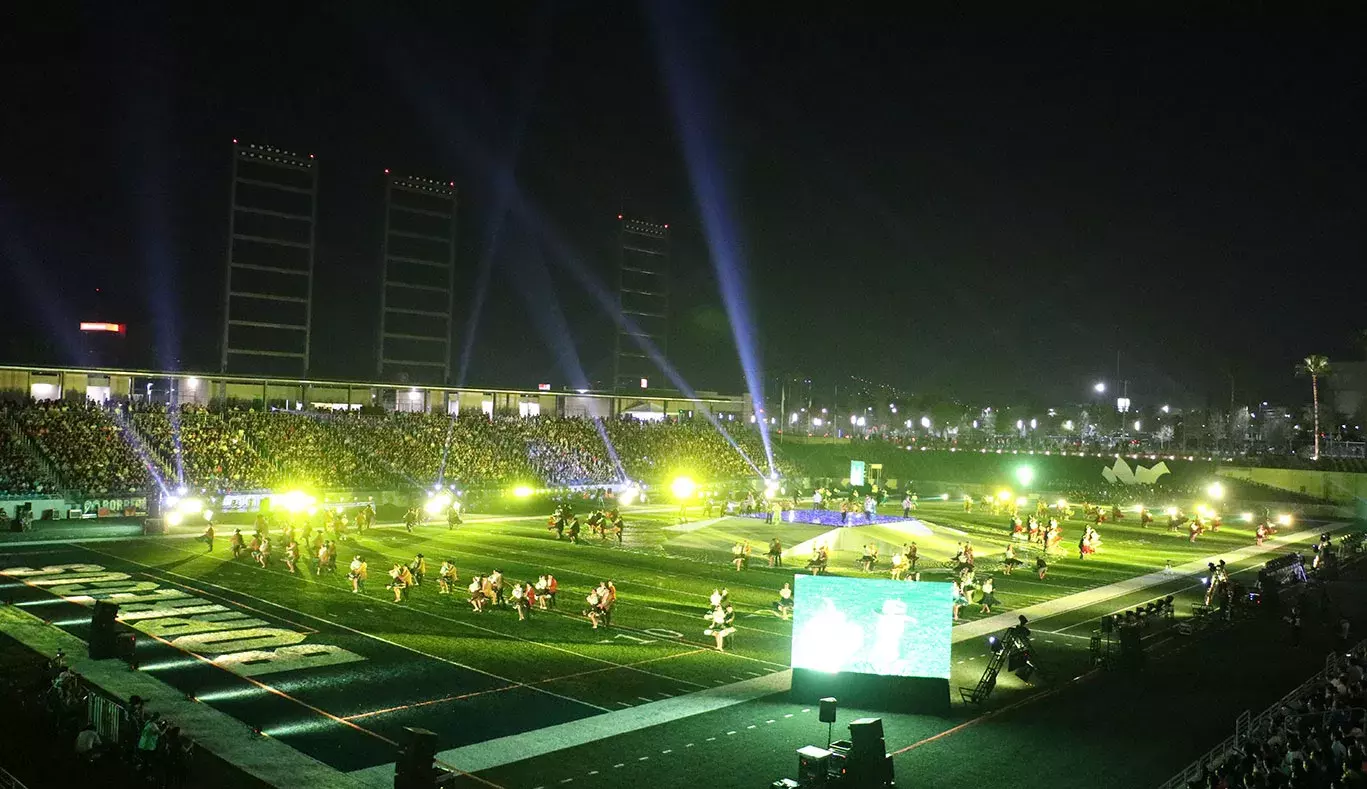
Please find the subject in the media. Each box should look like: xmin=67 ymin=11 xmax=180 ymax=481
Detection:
xmin=3 ymin=7 xmax=1364 ymax=408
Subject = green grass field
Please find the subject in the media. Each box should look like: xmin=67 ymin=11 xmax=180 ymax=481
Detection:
xmin=0 ymin=498 xmax=1344 ymax=789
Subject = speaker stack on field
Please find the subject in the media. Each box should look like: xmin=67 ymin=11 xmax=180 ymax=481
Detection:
xmin=789 ymin=715 xmax=894 ymax=789
xmin=88 ymin=601 xmax=120 ymax=660
xmin=394 ymin=726 xmax=438 ymax=789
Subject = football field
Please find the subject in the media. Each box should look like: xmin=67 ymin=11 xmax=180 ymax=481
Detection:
xmin=0 ymin=501 xmax=1330 ymax=788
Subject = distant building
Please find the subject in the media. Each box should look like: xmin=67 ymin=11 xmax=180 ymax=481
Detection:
xmin=1331 ymin=361 xmax=1367 ymax=422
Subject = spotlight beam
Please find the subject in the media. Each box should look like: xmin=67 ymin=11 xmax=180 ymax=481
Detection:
xmin=371 ymin=21 xmax=761 ymax=478
xmin=648 ymin=3 xmax=775 ymax=473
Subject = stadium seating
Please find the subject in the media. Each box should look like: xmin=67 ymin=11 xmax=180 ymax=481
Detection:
xmin=130 ymin=405 xmax=275 ymax=492
xmin=0 ymin=424 xmax=49 ymax=494
xmin=1162 ymin=641 xmax=1367 ymax=788
xmin=11 ymin=401 xmax=150 ymax=496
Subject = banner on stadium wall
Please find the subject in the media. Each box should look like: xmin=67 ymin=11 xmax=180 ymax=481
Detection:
xmin=850 ymin=460 xmax=866 ymax=487
xmin=80 ymin=497 xmax=147 ymax=515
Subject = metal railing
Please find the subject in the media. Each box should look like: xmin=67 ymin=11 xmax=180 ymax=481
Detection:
xmin=1156 ymin=639 xmax=1367 ymax=788
xmin=0 ymin=766 xmax=30 ymax=789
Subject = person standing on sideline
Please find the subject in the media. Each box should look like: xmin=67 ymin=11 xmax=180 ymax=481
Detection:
xmin=768 ymin=538 xmax=783 ymax=567
xmin=201 ymin=523 xmax=215 ymax=552
xmin=902 ymin=495 xmax=913 ymax=518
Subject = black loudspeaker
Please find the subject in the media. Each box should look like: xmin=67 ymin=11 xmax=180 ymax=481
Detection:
xmin=147 ymin=496 xmax=161 ymax=518
xmin=1007 ymin=650 xmax=1030 ymax=672
xmin=819 ymin=697 xmax=838 ymax=723
xmin=848 ymin=717 xmax=884 ymax=749
xmin=847 ymin=718 xmax=893 ymax=788
xmin=1100 ymin=614 xmax=1114 ymax=634
xmin=1014 ymin=665 xmax=1035 ymax=682
xmin=796 ymin=746 xmax=830 ymax=789
xmin=89 ymin=601 xmax=120 ymax=659
xmin=395 ymin=726 xmax=437 ymax=789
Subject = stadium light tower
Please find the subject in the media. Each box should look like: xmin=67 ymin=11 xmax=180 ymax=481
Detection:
xmin=376 ymin=172 xmax=458 ymax=385
xmin=220 ymin=141 xmax=318 ymax=377
xmin=613 ymin=216 xmax=670 ymax=393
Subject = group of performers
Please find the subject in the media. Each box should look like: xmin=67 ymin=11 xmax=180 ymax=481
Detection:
xmin=703 ymin=588 xmax=737 ymax=650
xmin=1009 ymin=514 xmax=1067 ymax=551
xmin=584 ymin=580 xmax=618 ymax=629
xmin=225 ymin=525 xmax=344 ymax=579
xmin=546 ymin=503 xmax=624 ymax=544
xmin=1078 ymin=525 xmax=1102 ymax=559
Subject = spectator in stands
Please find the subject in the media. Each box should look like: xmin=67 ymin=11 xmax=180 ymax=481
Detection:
xmin=74 ymin=722 xmax=102 ymax=762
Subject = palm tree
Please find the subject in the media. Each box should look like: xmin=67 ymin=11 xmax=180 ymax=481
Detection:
xmin=1296 ymin=355 xmax=1331 ymax=459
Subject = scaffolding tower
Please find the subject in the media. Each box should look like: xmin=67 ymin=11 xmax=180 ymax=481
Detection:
xmin=220 ymin=141 xmax=318 ymax=376
xmin=613 ymin=216 xmax=670 ymax=392
xmin=376 ymin=173 xmax=458 ymax=384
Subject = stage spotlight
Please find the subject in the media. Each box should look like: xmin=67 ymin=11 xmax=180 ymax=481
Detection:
xmin=987 ymin=636 xmax=1003 ymax=653
xmin=275 ymin=490 xmax=315 ymax=514
xmin=166 ymin=511 xmax=183 ymax=527
xmin=671 ymin=476 xmax=697 ymax=500
xmin=424 ymin=492 xmax=453 ymax=516
xmin=1015 ymin=466 xmax=1035 ymax=487
xmin=511 ymin=486 xmax=534 ymax=499
xmin=1277 ymin=514 xmax=1293 ymax=526
xmin=1206 ymin=482 xmax=1225 ymax=500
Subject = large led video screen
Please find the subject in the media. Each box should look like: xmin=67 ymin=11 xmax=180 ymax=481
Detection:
xmin=791 ymin=575 xmax=953 ymax=679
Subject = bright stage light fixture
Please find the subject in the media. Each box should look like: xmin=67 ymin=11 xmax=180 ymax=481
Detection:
xmin=1015 ymin=466 xmax=1035 ymax=487
xmin=424 ymin=493 xmax=453 ymax=515
xmin=275 ymin=490 xmax=315 ymax=514
xmin=1206 ymin=482 xmax=1225 ymax=500
xmin=671 ymin=476 xmax=697 ymax=500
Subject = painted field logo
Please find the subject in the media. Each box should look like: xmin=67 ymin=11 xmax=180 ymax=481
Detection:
xmin=1 ymin=563 xmax=365 ymax=677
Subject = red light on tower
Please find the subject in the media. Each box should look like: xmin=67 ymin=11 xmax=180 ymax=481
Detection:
xmin=617 ymin=214 xmax=623 ymax=220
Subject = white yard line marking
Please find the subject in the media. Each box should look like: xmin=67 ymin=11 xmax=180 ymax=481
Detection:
xmin=350 ymin=671 xmax=793 ymax=779
xmin=72 ymin=545 xmax=610 ymax=716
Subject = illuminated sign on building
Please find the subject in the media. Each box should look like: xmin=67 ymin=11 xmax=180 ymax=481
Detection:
xmin=80 ymin=322 xmax=125 ymax=334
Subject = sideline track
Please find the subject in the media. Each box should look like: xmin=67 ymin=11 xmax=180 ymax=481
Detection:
xmin=348 ymin=525 xmax=1324 ymax=784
